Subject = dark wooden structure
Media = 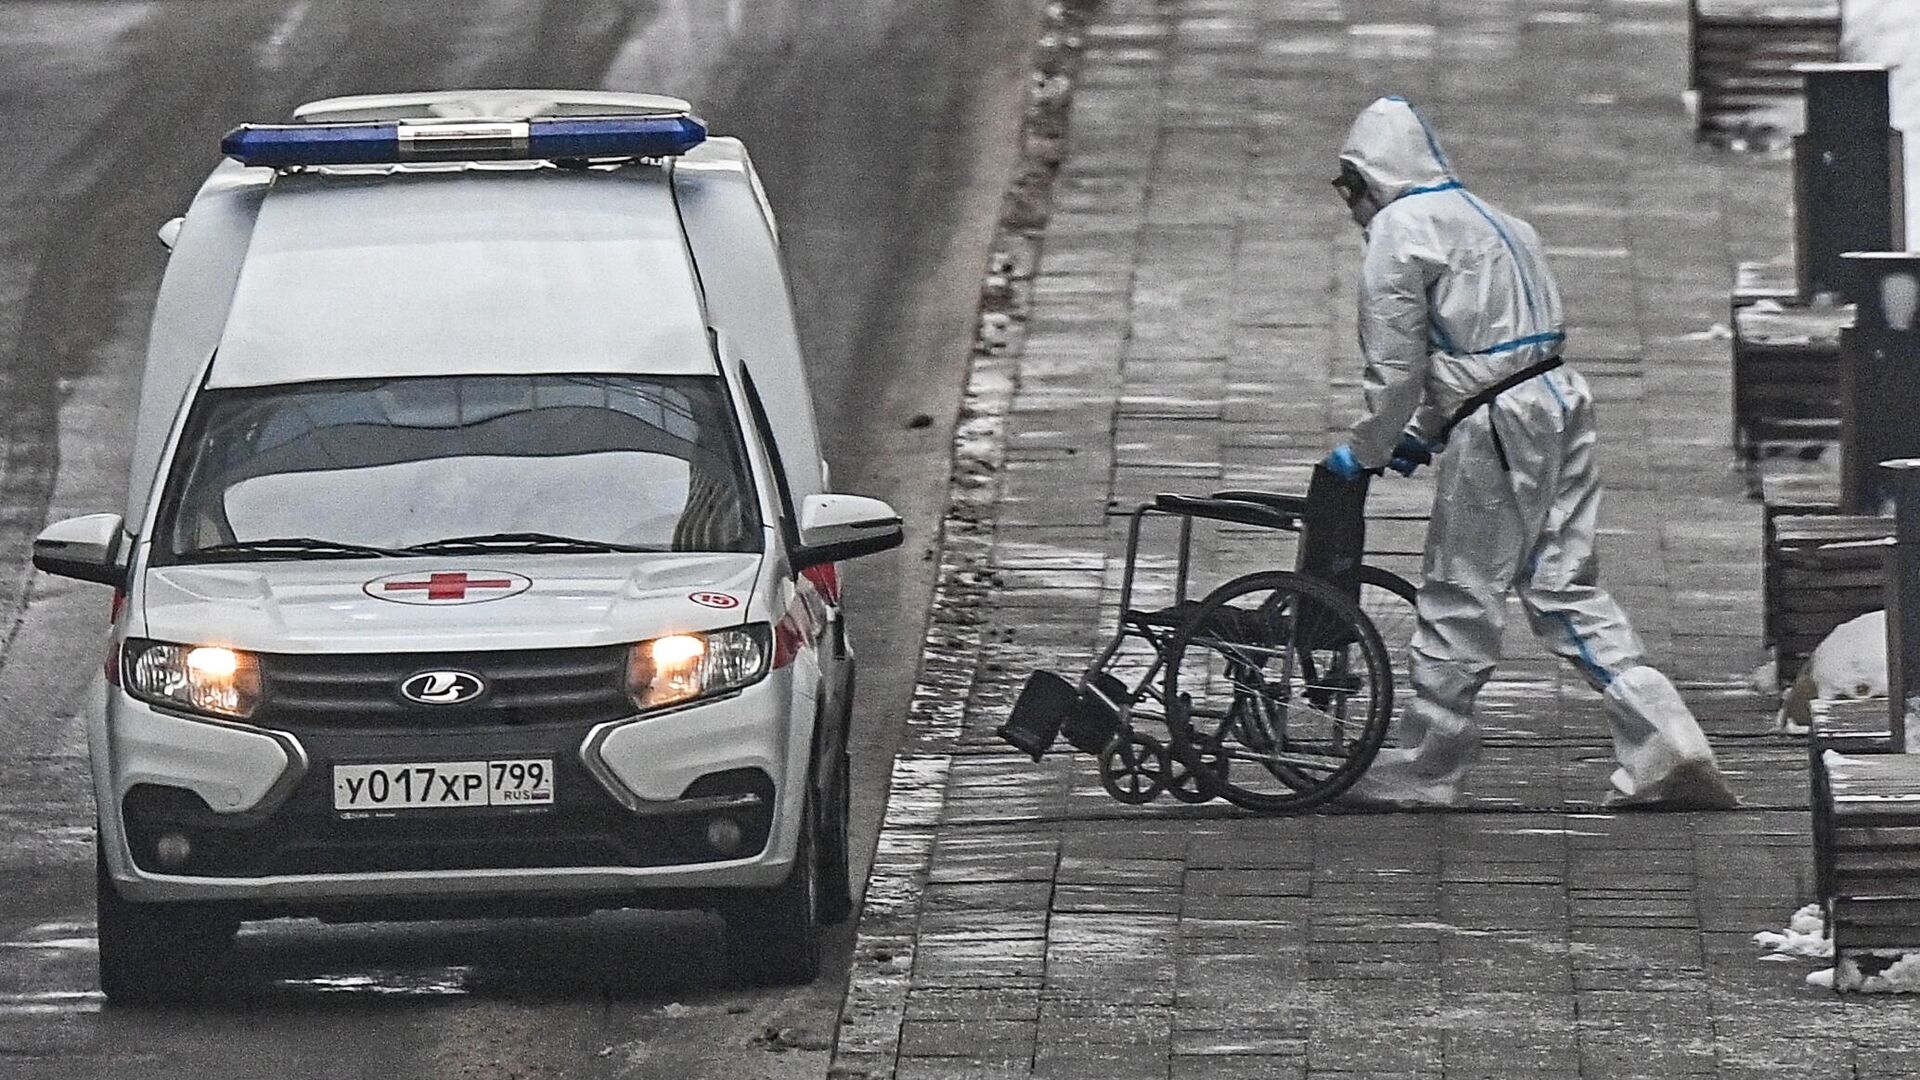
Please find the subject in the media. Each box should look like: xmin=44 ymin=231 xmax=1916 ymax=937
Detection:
xmin=1809 ymin=697 xmax=1897 ymax=904
xmin=1818 ymin=742 xmax=1920 ymax=975
xmin=1736 ymin=67 xmax=1909 ymax=692
xmin=1796 ymin=66 xmax=1906 ymax=303
xmin=1731 ymin=301 xmax=1851 ymax=479
xmin=1765 ymin=514 xmax=1890 ymax=687
xmin=1689 ymin=0 xmax=1840 ymax=140
xmin=1838 ymin=253 xmax=1920 ymax=514
xmin=1808 ymin=461 xmax=1920 ymax=987
xmin=1731 ymin=64 xmax=1898 ymax=490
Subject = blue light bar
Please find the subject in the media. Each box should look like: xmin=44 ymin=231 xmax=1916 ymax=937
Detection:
xmin=221 ymin=113 xmax=708 ymax=168
xmin=521 ymin=116 xmax=707 ymax=160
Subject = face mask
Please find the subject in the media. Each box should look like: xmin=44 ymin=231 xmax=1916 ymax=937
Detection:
xmin=1332 ymin=165 xmax=1376 ymax=226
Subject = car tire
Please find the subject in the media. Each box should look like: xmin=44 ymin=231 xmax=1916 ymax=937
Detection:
xmin=95 ymin=843 xmax=238 ymax=1005
xmin=722 ymin=795 xmax=822 ymax=986
xmin=816 ymin=743 xmax=855 ymax=926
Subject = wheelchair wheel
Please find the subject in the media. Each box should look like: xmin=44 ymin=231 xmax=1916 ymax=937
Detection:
xmin=1163 ymin=570 xmax=1391 ymax=812
xmin=1098 ymin=732 xmax=1170 ymax=804
xmin=1164 ymin=736 xmax=1227 ymax=804
xmin=1345 ymin=566 xmax=1417 ymax=692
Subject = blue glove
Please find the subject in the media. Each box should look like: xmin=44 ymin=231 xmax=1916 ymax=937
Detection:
xmin=1322 ymin=444 xmax=1365 ymax=480
xmin=1387 ymin=433 xmax=1436 ymax=477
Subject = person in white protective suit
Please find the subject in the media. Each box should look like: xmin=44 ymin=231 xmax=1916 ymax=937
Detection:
xmin=1320 ymin=97 xmax=1738 ymax=810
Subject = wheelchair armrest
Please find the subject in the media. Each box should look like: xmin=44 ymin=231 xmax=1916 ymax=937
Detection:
xmin=1151 ymin=493 xmax=1297 ymax=531
xmin=1211 ymin=489 xmax=1310 ymax=518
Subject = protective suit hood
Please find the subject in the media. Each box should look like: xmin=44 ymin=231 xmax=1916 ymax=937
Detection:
xmin=1339 ymin=96 xmax=1454 ymax=204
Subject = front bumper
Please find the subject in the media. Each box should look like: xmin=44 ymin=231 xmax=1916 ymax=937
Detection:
xmin=91 ymin=673 xmax=810 ymax=906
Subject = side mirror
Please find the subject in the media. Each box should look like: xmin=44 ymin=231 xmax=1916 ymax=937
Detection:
xmin=792 ymin=494 xmax=902 ymax=571
xmin=157 ymin=217 xmax=184 ymax=251
xmin=33 ymin=513 xmax=126 ymax=586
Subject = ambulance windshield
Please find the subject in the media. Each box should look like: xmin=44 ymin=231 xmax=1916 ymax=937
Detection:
xmin=153 ymin=373 xmax=763 ymax=563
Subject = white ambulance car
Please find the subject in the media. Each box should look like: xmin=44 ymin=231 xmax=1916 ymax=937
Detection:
xmin=31 ymin=90 xmax=901 ymax=1001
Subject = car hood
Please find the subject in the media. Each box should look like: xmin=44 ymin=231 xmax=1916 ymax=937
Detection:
xmin=138 ymin=552 xmax=764 ymax=653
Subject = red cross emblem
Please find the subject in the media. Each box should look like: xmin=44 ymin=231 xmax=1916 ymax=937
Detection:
xmin=365 ymin=570 xmax=531 ymax=605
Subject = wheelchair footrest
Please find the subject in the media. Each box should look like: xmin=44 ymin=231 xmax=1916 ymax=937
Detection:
xmin=1063 ymin=672 xmax=1126 ymax=754
xmin=998 ymin=671 xmax=1076 ymax=761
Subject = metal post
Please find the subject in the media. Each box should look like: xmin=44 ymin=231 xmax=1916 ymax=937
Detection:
xmin=1794 ymin=63 xmax=1902 ymax=305
xmin=1879 ymin=459 xmax=1920 ymax=752
xmin=1841 ymin=253 xmax=1920 ymax=512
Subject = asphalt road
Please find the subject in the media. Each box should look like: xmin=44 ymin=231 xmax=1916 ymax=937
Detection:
xmin=0 ymin=2 xmax=1039 ymax=1076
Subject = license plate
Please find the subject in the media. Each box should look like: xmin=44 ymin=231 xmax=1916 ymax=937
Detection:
xmin=332 ymin=759 xmax=554 ymax=811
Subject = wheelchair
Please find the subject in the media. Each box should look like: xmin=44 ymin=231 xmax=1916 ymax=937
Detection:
xmin=999 ymin=466 xmax=1418 ymax=813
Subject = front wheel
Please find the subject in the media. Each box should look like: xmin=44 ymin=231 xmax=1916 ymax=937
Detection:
xmin=722 ymin=796 xmax=823 ymax=986
xmin=95 ymin=844 xmax=238 ymax=1005
xmin=1164 ymin=570 xmax=1392 ymax=813
xmin=816 ymin=743 xmax=855 ymax=926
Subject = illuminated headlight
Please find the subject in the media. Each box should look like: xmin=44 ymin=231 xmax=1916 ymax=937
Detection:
xmin=626 ymin=626 xmax=769 ymax=711
xmin=123 ymin=640 xmax=262 ymax=720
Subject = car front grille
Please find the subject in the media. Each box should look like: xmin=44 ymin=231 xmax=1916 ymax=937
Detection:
xmin=255 ymin=645 xmax=633 ymax=729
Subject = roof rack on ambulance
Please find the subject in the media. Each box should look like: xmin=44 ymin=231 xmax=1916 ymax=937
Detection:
xmin=221 ymin=111 xmax=708 ymax=168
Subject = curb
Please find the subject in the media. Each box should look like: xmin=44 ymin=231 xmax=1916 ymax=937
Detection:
xmin=827 ymin=3 xmax=1098 ymax=1076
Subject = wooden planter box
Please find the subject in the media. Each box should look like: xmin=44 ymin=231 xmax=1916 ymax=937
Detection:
xmin=1763 ymin=512 xmax=1889 ymax=683
xmin=1690 ymin=0 xmax=1841 ymax=137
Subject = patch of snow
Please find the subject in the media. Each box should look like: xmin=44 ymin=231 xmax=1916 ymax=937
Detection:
xmin=1823 ymin=750 xmax=1876 ymax=783
xmin=1502 ymin=827 xmax=1609 ymax=836
xmin=1683 ymin=322 xmax=1734 ymax=341
xmin=1834 ymin=950 xmax=1920 ymax=992
xmin=1753 ymin=903 xmax=1833 ymax=960
xmin=1843 ymin=0 xmax=1920 ymax=241
xmin=1767 ymin=904 xmax=1920 ymax=993
xmin=0 ymin=939 xmax=95 ymax=952
xmin=1754 ymin=905 xmax=1831 ymax=959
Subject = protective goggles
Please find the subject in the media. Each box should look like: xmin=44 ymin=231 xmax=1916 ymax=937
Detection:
xmin=1331 ymin=165 xmax=1370 ymax=208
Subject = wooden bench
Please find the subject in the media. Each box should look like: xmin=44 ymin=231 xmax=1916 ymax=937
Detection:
xmin=1731 ymin=302 xmax=1852 ymax=489
xmin=1732 ymin=259 xmax=1797 ymax=311
xmin=1808 ymin=698 xmax=1920 ymax=982
xmin=1800 ymin=459 xmax=1920 ymax=989
xmin=1821 ymin=747 xmax=1920 ymax=970
xmin=1761 ymin=471 xmax=1839 ymax=518
xmin=1764 ymin=513 xmax=1889 ymax=686
xmin=1690 ymin=0 xmax=1841 ymax=141
xmin=1760 ymin=473 xmax=1842 ymax=681
xmin=1810 ymin=698 xmax=1897 ymax=901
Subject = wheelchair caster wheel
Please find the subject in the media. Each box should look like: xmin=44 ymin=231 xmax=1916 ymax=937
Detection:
xmin=1166 ymin=744 xmax=1226 ymax=804
xmin=1099 ymin=732 xmax=1170 ymax=805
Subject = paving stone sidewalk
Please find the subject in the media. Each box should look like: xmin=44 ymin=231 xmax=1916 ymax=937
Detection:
xmin=831 ymin=1 xmax=1920 ymax=1076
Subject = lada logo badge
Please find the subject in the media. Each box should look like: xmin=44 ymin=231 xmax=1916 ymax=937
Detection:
xmin=366 ymin=570 xmax=532 ymax=605
xmin=399 ymin=670 xmax=487 ymax=706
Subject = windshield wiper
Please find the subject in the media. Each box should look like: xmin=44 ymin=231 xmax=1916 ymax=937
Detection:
xmin=404 ymin=532 xmax=660 ymax=555
xmin=182 ymin=537 xmax=407 ymax=561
